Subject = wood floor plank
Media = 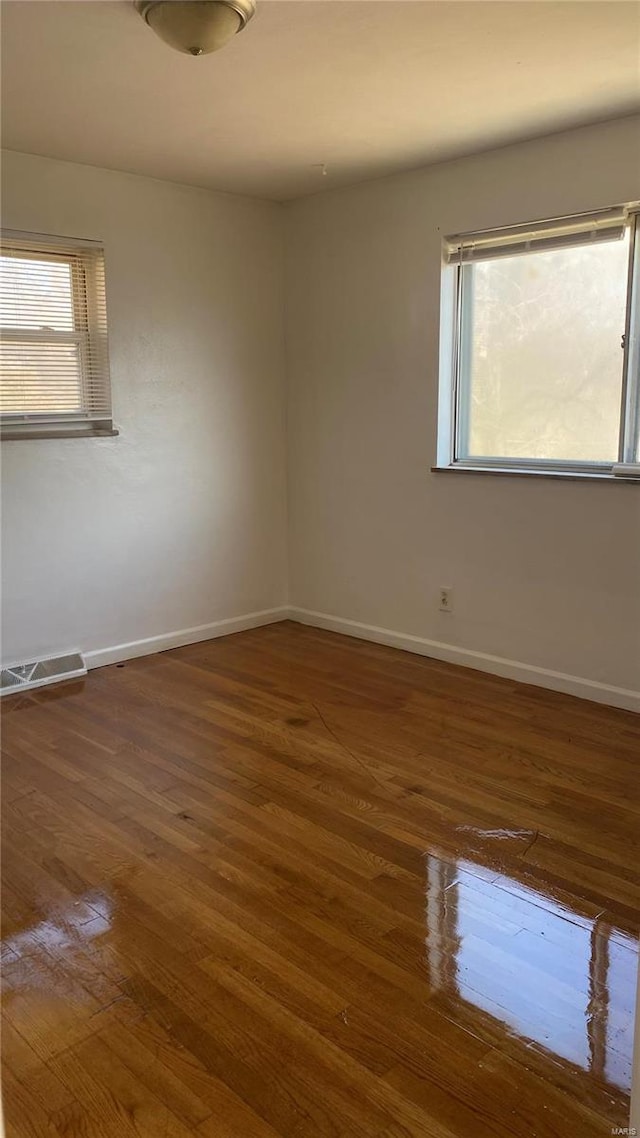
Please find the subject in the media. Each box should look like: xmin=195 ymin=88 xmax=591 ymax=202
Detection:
xmin=2 ymin=621 xmax=638 ymax=1136
xmin=48 ymin=1032 xmax=196 ymax=1137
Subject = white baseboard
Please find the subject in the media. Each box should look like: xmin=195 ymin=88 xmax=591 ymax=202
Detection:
xmin=288 ymin=607 xmax=640 ymax=714
xmin=82 ymin=603 xmax=639 ymax=713
xmin=85 ymin=607 xmax=290 ymax=670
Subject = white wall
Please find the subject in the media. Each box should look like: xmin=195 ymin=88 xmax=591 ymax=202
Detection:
xmin=285 ymin=116 xmax=640 ymax=700
xmin=3 ymin=120 xmax=640 ymax=702
xmin=1 ymin=151 xmax=288 ymax=665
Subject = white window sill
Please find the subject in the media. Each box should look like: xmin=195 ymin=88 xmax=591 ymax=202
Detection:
xmin=431 ymin=464 xmax=640 ymax=484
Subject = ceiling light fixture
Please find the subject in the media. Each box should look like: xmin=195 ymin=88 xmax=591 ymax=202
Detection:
xmin=134 ymin=0 xmax=256 ymax=56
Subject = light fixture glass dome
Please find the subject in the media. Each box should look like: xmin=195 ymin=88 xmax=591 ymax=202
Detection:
xmin=135 ymin=0 xmax=256 ymax=56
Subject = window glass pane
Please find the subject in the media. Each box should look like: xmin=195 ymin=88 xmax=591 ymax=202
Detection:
xmin=0 ymin=255 xmax=75 ymax=331
xmin=461 ymin=232 xmax=630 ymax=463
xmin=0 ymin=340 xmax=82 ymax=414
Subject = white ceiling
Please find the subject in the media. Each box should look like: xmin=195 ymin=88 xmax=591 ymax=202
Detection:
xmin=2 ymin=1 xmax=639 ymax=201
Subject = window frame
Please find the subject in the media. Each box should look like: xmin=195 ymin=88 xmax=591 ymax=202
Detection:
xmin=0 ymin=231 xmax=116 ymax=441
xmin=436 ymin=206 xmax=640 ymax=480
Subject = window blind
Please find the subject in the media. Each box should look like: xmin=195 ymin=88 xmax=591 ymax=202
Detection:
xmin=444 ymin=206 xmax=630 ymax=265
xmin=0 ymin=230 xmax=112 ymax=437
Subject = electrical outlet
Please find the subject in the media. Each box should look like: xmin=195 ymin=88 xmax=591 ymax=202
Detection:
xmin=439 ymin=586 xmax=453 ymax=613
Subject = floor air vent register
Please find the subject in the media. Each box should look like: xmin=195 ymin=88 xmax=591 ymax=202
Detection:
xmin=0 ymin=653 xmax=87 ymax=696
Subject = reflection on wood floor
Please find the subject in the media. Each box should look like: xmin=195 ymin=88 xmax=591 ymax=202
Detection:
xmin=2 ymin=620 xmax=639 ymax=1137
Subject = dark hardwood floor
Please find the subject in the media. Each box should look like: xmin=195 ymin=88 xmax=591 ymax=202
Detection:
xmin=2 ymin=620 xmax=639 ymax=1137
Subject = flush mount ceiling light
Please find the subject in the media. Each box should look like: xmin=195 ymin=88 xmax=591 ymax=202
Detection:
xmin=134 ymin=0 xmax=256 ymax=56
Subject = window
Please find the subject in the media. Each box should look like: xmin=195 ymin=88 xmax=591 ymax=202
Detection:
xmin=0 ymin=231 xmax=114 ymax=439
xmin=438 ymin=206 xmax=640 ymax=478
